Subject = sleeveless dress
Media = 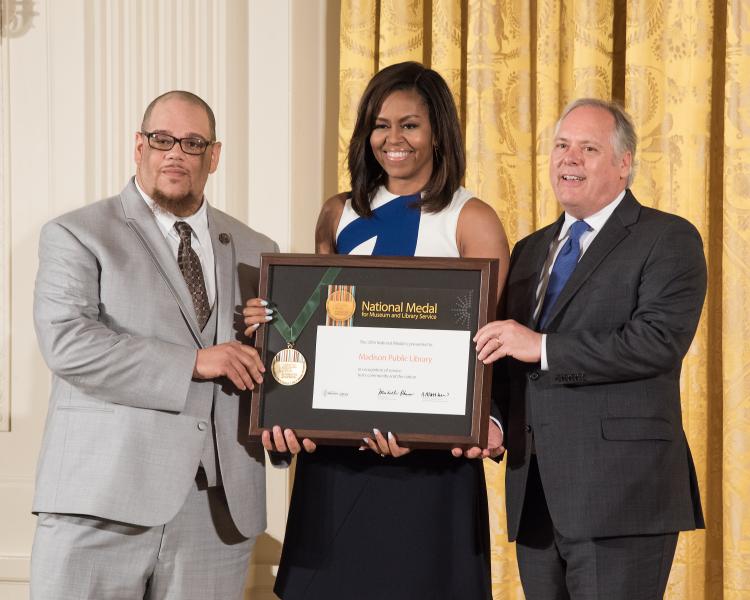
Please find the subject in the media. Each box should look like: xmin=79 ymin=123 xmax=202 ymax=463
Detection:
xmin=274 ymin=187 xmax=492 ymax=600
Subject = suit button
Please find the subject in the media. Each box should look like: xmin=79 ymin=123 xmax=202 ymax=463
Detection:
xmin=197 ymin=421 xmax=207 ymax=431
xmin=524 ymin=424 xmax=533 ymax=433
xmin=528 ymin=371 xmax=539 ymax=381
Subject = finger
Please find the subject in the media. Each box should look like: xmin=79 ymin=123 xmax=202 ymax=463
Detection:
xmin=225 ymin=362 xmax=249 ymax=391
xmin=489 ymin=445 xmax=505 ymax=458
xmin=244 ymin=298 xmax=269 ymax=309
xmin=248 ymin=350 xmax=266 ymax=375
xmin=272 ymin=425 xmax=288 ymax=453
xmin=302 ymin=438 xmax=317 ymax=453
xmin=236 ymin=343 xmax=259 ymax=358
xmin=237 ymin=344 xmax=265 ymax=368
xmin=234 ymin=348 xmax=266 ymax=383
xmin=473 ymin=322 xmax=498 ymax=342
xmin=243 ymin=314 xmax=274 ymax=329
xmin=451 ymin=447 xmax=463 ymax=457
xmin=243 ymin=307 xmax=274 ymax=324
xmin=463 ymin=446 xmax=483 ymax=459
xmin=245 ymin=358 xmax=265 ymax=384
xmin=284 ymin=429 xmax=302 ymax=454
xmin=475 ymin=330 xmax=502 ymax=355
xmin=229 ymin=356 xmax=255 ymax=390
xmin=362 ymin=436 xmax=380 ymax=455
xmin=372 ymin=429 xmax=390 ymax=455
xmin=387 ymin=432 xmax=410 ymax=457
xmin=481 ymin=347 xmax=507 ymax=365
xmin=244 ymin=322 xmax=260 ymax=337
xmin=477 ymin=337 xmax=502 ymax=361
xmin=474 ymin=322 xmax=503 ymax=344
xmin=283 ymin=429 xmax=301 ymax=454
xmin=261 ymin=429 xmax=274 ymax=452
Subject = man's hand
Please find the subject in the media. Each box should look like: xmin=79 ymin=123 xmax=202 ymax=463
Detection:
xmin=451 ymin=419 xmax=504 ymax=459
xmin=193 ymin=341 xmax=265 ymax=390
xmin=262 ymin=426 xmax=316 ymax=454
xmin=474 ymin=319 xmax=543 ymax=364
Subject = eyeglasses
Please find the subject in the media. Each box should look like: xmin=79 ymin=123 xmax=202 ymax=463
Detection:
xmin=140 ymin=131 xmax=214 ymax=155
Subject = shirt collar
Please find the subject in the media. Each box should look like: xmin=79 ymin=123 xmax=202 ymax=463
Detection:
xmin=134 ymin=177 xmax=210 ymax=241
xmin=559 ymin=189 xmax=626 ymax=239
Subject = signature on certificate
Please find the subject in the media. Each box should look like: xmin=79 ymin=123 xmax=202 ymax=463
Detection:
xmin=377 ymin=388 xmax=415 ymax=397
xmin=421 ymin=390 xmax=450 ymax=401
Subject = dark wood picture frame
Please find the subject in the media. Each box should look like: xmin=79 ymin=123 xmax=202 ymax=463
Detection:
xmin=249 ymin=253 xmax=498 ymax=449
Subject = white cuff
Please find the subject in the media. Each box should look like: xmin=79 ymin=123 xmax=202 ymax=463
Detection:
xmin=540 ymin=334 xmax=549 ymax=371
xmin=489 ymin=415 xmax=503 ymax=435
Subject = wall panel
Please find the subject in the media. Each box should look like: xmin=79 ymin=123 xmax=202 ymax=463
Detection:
xmin=0 ymin=1 xmax=334 ymax=596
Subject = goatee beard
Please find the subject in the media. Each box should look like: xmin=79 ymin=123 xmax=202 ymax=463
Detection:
xmin=152 ymin=189 xmax=201 ymax=217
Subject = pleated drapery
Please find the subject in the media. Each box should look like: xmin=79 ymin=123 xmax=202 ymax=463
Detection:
xmin=337 ymin=1 xmax=750 ymax=598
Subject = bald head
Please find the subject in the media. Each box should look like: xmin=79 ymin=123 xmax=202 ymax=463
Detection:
xmin=141 ymin=91 xmax=216 ymax=141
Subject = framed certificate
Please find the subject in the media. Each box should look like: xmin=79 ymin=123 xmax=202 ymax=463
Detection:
xmin=249 ymin=254 xmax=498 ymax=449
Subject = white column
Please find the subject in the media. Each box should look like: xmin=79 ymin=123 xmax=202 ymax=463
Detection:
xmin=0 ymin=1 xmax=335 ymax=596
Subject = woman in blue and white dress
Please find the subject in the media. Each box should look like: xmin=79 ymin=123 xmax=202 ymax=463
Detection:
xmin=251 ymin=62 xmax=510 ymax=600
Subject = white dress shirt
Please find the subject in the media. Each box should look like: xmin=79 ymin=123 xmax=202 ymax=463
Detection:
xmin=135 ymin=179 xmax=216 ymax=307
xmin=539 ymin=189 xmax=626 ymax=369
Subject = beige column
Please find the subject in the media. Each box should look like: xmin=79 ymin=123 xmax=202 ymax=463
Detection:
xmin=0 ymin=1 xmax=338 ymax=598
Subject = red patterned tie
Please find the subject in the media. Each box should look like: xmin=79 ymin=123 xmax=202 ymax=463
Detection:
xmin=174 ymin=221 xmax=210 ymax=329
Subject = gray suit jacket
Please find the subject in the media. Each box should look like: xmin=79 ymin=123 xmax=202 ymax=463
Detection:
xmin=33 ymin=178 xmax=279 ymax=538
xmin=497 ymin=190 xmax=706 ymax=541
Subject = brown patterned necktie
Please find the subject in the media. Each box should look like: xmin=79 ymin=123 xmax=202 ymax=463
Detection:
xmin=174 ymin=221 xmax=210 ymax=329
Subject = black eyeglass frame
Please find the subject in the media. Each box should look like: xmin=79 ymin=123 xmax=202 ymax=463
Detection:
xmin=140 ymin=130 xmax=216 ymax=155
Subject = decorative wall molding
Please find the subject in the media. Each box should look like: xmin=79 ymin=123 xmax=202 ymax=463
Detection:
xmin=0 ymin=477 xmax=34 ymax=587
xmin=0 ymin=0 xmax=10 ymax=432
xmin=0 ymin=2 xmax=332 ymax=597
xmin=82 ymin=0 xmax=248 ymax=219
xmin=0 ymin=554 xmax=30 ymax=583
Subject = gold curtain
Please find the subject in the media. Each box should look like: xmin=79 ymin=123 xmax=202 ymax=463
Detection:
xmin=337 ymin=1 xmax=750 ymax=598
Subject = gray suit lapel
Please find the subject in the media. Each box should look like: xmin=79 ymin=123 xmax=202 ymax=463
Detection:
xmin=119 ymin=178 xmax=205 ymax=345
xmin=543 ymin=191 xmax=641 ymax=327
xmin=208 ymin=207 xmax=236 ymax=345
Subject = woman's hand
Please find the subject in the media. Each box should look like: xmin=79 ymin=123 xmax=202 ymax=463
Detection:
xmin=243 ymin=298 xmax=274 ymax=337
xmin=262 ymin=425 xmax=317 ymax=454
xmin=360 ymin=429 xmax=411 ymax=458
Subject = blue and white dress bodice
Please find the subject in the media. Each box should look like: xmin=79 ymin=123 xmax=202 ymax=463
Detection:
xmin=335 ymin=186 xmax=475 ymax=257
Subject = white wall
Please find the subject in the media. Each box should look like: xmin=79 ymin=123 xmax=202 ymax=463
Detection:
xmin=0 ymin=1 xmax=338 ymax=598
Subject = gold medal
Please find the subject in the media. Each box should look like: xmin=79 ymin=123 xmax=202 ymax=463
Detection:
xmin=270 ymin=346 xmax=307 ymax=386
xmin=268 ymin=267 xmax=342 ymax=386
xmin=326 ymin=288 xmax=356 ymax=322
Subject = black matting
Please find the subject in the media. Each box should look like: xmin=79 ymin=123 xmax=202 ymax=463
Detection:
xmin=249 ymin=254 xmax=498 ymax=449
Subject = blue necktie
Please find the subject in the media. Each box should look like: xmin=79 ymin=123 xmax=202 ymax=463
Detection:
xmin=538 ymin=220 xmax=590 ymax=329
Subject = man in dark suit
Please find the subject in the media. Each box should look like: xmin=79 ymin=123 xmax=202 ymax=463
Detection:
xmin=475 ymin=98 xmax=706 ymax=599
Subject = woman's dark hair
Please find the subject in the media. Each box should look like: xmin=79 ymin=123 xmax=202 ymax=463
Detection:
xmin=347 ymin=61 xmax=465 ymax=217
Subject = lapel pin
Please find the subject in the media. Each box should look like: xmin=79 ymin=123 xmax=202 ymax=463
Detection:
xmin=219 ymin=233 xmax=231 ymax=245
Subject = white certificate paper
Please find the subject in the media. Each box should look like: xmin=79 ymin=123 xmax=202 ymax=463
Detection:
xmin=312 ymin=326 xmax=470 ymax=415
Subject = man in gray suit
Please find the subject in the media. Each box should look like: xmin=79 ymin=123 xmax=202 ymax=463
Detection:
xmin=475 ymin=98 xmax=706 ymax=599
xmin=31 ymin=91 xmax=280 ymax=599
